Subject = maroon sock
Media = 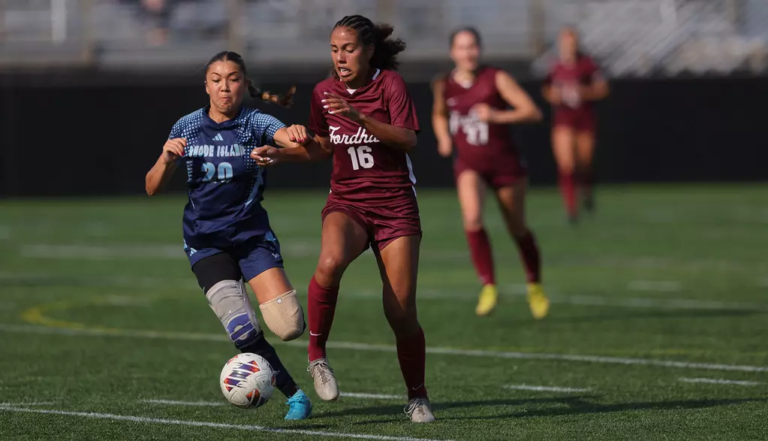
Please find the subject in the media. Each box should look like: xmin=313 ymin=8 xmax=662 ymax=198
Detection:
xmin=397 ymin=327 xmax=428 ymax=399
xmin=307 ymin=276 xmax=339 ymax=361
xmin=514 ymin=231 xmax=542 ymax=283
xmin=559 ymin=172 xmax=577 ymax=218
xmin=465 ymin=229 xmax=496 ymax=286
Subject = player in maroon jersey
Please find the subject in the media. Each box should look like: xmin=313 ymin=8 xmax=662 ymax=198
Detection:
xmin=250 ymin=15 xmax=434 ymax=423
xmin=432 ymin=27 xmax=550 ymax=319
xmin=543 ymin=27 xmax=609 ymax=223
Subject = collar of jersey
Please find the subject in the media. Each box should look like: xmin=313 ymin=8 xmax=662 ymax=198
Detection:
xmin=202 ymin=105 xmax=245 ymax=129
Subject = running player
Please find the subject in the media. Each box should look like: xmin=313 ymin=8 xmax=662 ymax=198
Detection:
xmin=543 ymin=27 xmax=609 ymax=223
xmin=432 ymin=27 xmax=549 ymax=319
xmin=145 ymin=51 xmax=312 ymax=420
xmin=251 ymin=15 xmax=434 ymax=423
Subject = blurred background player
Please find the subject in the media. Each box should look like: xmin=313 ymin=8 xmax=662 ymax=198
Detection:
xmin=543 ymin=27 xmax=609 ymax=224
xmin=432 ymin=28 xmax=549 ymax=319
xmin=252 ymin=15 xmax=434 ymax=423
xmin=144 ymin=51 xmax=312 ymax=420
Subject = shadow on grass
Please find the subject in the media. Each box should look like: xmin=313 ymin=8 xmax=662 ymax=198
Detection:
xmin=316 ymin=396 xmax=767 ymax=425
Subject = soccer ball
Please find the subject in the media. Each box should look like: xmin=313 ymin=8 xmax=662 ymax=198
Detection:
xmin=220 ymin=353 xmax=276 ymax=408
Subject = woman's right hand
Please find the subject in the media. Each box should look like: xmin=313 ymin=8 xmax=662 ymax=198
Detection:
xmin=548 ymin=88 xmax=562 ymax=106
xmin=162 ymin=138 xmax=186 ymax=164
xmin=437 ymin=139 xmax=453 ymax=158
xmin=251 ymin=146 xmax=279 ymax=167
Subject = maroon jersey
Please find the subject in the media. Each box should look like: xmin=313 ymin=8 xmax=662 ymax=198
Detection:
xmin=443 ymin=66 xmax=521 ymax=171
xmin=545 ymin=55 xmax=603 ymax=112
xmin=309 ymin=69 xmax=419 ymax=203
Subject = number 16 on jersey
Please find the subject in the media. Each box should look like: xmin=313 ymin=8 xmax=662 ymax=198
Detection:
xmin=347 ymin=146 xmax=374 ymax=170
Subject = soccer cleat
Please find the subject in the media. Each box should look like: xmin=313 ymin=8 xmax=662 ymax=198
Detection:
xmin=404 ymin=397 xmax=436 ymax=423
xmin=284 ymin=389 xmax=312 ymax=420
xmin=308 ymin=358 xmax=339 ymax=401
xmin=527 ymin=283 xmax=550 ymax=320
xmin=475 ymin=284 xmax=498 ymax=316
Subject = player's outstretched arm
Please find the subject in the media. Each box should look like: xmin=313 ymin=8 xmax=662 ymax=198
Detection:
xmin=251 ymin=134 xmax=331 ymax=167
xmin=475 ymin=71 xmax=542 ymax=125
xmin=431 ymin=78 xmax=453 ymax=158
xmin=579 ymin=77 xmax=609 ymax=101
xmin=145 ymin=137 xmax=186 ymax=196
xmin=322 ymin=92 xmax=417 ymax=153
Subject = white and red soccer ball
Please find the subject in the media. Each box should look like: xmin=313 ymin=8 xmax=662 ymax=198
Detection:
xmin=220 ymin=353 xmax=276 ymax=408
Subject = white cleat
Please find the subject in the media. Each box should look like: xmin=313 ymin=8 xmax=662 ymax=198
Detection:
xmin=404 ymin=397 xmax=436 ymax=423
xmin=308 ymin=358 xmax=339 ymax=401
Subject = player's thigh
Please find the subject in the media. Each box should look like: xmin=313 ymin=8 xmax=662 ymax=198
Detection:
xmin=315 ymin=210 xmax=369 ymax=284
xmin=375 ymin=235 xmax=420 ymax=330
xmin=456 ymin=168 xmax=487 ymax=231
xmin=232 ymin=233 xmax=291 ymax=303
xmin=247 ymin=268 xmax=293 ymax=304
xmin=575 ymin=130 xmax=596 ymax=167
xmin=552 ymin=125 xmax=576 ymax=174
xmin=495 ymin=179 xmax=528 ymax=237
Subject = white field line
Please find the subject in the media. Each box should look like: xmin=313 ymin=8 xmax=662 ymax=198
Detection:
xmin=0 ymin=406 xmax=450 ymax=441
xmin=3 ymin=272 xmax=766 ymax=312
xmin=504 ymin=385 xmax=590 ymax=393
xmin=340 ymin=392 xmax=404 ymax=400
xmin=0 ymin=402 xmax=55 ymax=406
xmin=141 ymin=399 xmax=223 ymax=407
xmin=627 ymin=280 xmax=681 ymax=292
xmin=1 ymin=323 xmax=766 ymax=373
xmin=143 ymin=394 xmax=403 ymax=406
xmin=678 ymin=377 xmax=760 ymax=386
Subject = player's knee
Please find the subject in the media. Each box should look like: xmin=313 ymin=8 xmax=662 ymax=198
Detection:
xmin=259 ymin=290 xmax=306 ymax=341
xmin=206 ymin=279 xmax=263 ymax=350
xmin=462 ymin=214 xmax=484 ymax=232
xmin=315 ymin=254 xmax=347 ymax=285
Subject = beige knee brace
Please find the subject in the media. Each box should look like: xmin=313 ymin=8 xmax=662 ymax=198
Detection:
xmin=259 ymin=290 xmax=305 ymax=341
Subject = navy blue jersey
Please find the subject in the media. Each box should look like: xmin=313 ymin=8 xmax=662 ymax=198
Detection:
xmin=168 ymin=106 xmax=284 ymax=251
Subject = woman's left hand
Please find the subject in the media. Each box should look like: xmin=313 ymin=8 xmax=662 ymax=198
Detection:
xmin=322 ymin=92 xmax=364 ymax=122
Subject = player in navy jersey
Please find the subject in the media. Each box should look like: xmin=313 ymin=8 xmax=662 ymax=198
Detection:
xmin=432 ymin=28 xmax=549 ymax=319
xmin=145 ymin=51 xmax=314 ymax=420
xmin=252 ymin=15 xmax=435 ymax=423
xmin=543 ymin=27 xmax=609 ymax=223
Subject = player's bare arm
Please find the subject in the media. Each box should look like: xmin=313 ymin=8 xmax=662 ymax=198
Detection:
xmin=431 ymin=78 xmax=452 ymax=157
xmin=322 ymin=91 xmax=417 ymax=152
xmin=474 ymin=71 xmax=542 ymax=125
xmin=145 ymin=137 xmax=186 ymax=196
xmin=251 ymin=135 xmax=331 ymax=166
xmin=579 ymin=77 xmax=609 ymax=101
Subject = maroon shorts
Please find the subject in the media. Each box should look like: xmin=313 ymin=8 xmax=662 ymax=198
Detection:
xmin=554 ymin=109 xmax=595 ymax=132
xmin=321 ymin=193 xmax=422 ymax=251
xmin=453 ymin=156 xmax=527 ymax=190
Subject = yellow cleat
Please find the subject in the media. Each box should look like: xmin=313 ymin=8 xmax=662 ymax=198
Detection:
xmin=475 ymin=284 xmax=498 ymax=316
xmin=527 ymin=283 xmax=550 ymax=320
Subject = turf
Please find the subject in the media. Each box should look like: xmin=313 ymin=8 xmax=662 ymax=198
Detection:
xmin=0 ymin=185 xmax=766 ymax=440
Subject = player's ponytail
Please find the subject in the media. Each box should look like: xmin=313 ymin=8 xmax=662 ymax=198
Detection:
xmin=205 ymin=51 xmax=295 ymax=108
xmin=332 ymin=15 xmax=406 ymax=75
xmin=248 ymin=83 xmax=296 ymax=108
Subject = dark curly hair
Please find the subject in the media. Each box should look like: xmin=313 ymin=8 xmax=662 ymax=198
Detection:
xmin=331 ymin=15 xmax=406 ymax=79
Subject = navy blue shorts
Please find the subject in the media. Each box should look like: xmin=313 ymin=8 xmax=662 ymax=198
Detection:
xmin=184 ymin=231 xmax=284 ymax=281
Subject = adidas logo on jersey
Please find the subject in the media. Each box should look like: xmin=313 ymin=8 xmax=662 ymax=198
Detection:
xmin=213 ymin=133 xmax=224 ymax=142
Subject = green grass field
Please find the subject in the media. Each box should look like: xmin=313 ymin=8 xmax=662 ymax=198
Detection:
xmin=1 ymin=185 xmax=767 ymax=440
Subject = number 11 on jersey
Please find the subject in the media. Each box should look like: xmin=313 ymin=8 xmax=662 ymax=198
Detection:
xmin=347 ymin=146 xmax=374 ymax=170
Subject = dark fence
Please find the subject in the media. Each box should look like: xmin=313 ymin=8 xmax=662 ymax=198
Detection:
xmin=1 ymin=72 xmax=766 ymax=197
